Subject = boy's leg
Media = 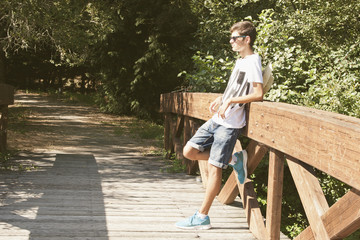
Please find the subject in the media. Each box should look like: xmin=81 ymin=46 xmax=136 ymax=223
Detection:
xmin=175 ymin=145 xmax=214 ymax=230
xmin=176 ymin=120 xmax=239 ymax=230
xmin=183 ymin=144 xmax=222 ymax=215
xmin=199 ymin=162 xmax=222 ymax=215
xmin=197 ymin=125 xmax=240 ymax=214
xmin=175 ymin=160 xmax=221 ymax=230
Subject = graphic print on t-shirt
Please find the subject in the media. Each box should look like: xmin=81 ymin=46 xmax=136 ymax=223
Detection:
xmin=223 ymin=70 xmax=249 ymax=109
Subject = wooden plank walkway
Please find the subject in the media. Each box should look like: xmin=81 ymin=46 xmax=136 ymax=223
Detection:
xmin=0 ymin=93 xmax=289 ymax=239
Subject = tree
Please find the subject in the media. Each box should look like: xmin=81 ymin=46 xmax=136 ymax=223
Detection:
xmin=0 ymin=0 xmax=110 ymax=85
xmin=93 ymin=0 xmax=197 ymax=119
xmin=255 ymin=1 xmax=360 ymax=117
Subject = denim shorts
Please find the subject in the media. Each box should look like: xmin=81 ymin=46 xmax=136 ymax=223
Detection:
xmin=186 ymin=119 xmax=242 ymax=169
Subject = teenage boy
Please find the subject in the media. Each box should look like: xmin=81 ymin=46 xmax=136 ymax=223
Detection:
xmin=175 ymin=21 xmax=263 ymax=230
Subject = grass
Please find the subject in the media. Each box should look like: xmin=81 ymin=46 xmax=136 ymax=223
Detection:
xmin=160 ymin=153 xmax=187 ymax=173
xmin=0 ymin=151 xmax=13 ymax=170
xmin=113 ymin=118 xmax=163 ymax=141
xmin=109 ymin=113 xmax=188 ymax=174
xmin=0 ymin=150 xmax=37 ymax=171
xmin=3 ymin=102 xmax=38 ymax=171
xmin=7 ymin=104 xmax=32 ymax=134
xmin=45 ymin=89 xmax=97 ymax=106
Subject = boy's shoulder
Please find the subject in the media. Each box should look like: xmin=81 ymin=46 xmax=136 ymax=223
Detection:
xmin=236 ymin=54 xmax=261 ymax=67
xmin=236 ymin=53 xmax=261 ymax=62
xmin=246 ymin=53 xmax=261 ymax=61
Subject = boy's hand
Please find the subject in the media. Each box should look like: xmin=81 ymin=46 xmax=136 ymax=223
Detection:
xmin=218 ymin=99 xmax=231 ymax=119
xmin=209 ymin=96 xmax=222 ymax=114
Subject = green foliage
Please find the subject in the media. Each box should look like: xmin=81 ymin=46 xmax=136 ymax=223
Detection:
xmin=113 ymin=118 xmax=163 ymax=141
xmin=1 ymin=0 xmax=110 ymax=65
xmin=91 ymin=0 xmax=196 ymax=119
xmin=178 ymin=52 xmax=233 ymax=92
xmin=178 ymin=0 xmax=275 ymax=93
xmin=255 ymin=3 xmax=360 ymax=119
xmin=189 ymin=0 xmax=275 ymax=56
xmin=136 ymin=121 xmax=164 ymax=141
xmin=2 ymin=0 xmax=113 ymax=89
xmin=161 ymin=153 xmax=187 ymax=173
xmin=0 ymin=151 xmax=13 ymax=170
xmin=0 ymin=151 xmax=36 ymax=172
xmin=51 ymin=90 xmax=97 ymax=106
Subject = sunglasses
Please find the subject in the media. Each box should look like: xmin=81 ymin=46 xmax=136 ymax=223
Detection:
xmin=230 ymin=35 xmax=247 ymax=41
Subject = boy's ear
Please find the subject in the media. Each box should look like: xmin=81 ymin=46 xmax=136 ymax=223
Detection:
xmin=245 ymin=36 xmax=251 ymax=45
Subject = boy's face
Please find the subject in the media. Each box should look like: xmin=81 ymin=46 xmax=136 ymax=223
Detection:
xmin=230 ymin=30 xmax=248 ymax=53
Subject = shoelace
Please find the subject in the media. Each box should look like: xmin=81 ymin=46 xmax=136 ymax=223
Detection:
xmin=189 ymin=213 xmax=197 ymax=224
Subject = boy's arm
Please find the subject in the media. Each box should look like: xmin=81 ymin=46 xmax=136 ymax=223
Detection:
xmin=218 ymin=82 xmax=263 ymax=119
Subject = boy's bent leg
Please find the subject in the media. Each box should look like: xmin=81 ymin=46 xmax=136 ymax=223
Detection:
xmin=183 ymin=144 xmax=210 ymax=161
xmin=199 ymin=163 xmax=222 ymax=215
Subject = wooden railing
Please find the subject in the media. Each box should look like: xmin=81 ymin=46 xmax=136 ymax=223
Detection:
xmin=0 ymin=84 xmax=14 ymax=153
xmin=160 ymin=92 xmax=360 ymax=240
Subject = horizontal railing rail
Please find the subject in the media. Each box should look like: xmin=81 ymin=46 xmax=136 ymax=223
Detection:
xmin=160 ymin=92 xmax=360 ymax=240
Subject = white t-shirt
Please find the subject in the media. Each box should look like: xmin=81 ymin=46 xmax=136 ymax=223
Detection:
xmin=212 ymin=54 xmax=263 ymax=129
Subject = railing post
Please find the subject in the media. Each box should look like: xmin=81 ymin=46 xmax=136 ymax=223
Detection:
xmin=172 ymin=115 xmax=184 ymax=160
xmin=218 ymin=140 xmax=268 ymax=204
xmin=164 ymin=113 xmax=171 ymax=156
xmin=266 ymin=149 xmax=285 ymax=239
xmin=183 ymin=116 xmax=198 ymax=175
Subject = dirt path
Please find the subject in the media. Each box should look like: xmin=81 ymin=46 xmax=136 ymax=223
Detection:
xmin=8 ymin=92 xmax=159 ymax=157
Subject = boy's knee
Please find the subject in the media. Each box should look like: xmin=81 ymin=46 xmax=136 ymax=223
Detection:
xmin=183 ymin=144 xmax=197 ymax=160
xmin=208 ymin=163 xmax=222 ymax=177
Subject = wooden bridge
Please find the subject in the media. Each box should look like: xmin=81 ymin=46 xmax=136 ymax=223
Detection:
xmin=160 ymin=92 xmax=360 ymax=240
xmin=0 ymin=87 xmax=359 ymax=239
xmin=1 ymin=91 xmax=282 ymax=240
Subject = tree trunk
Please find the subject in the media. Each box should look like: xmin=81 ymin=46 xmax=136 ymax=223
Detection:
xmin=0 ymin=23 xmax=7 ymax=83
xmin=0 ymin=48 xmax=6 ymax=83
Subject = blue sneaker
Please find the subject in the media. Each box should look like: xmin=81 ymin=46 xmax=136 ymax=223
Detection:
xmin=230 ymin=150 xmax=248 ymax=184
xmin=175 ymin=211 xmax=211 ymax=230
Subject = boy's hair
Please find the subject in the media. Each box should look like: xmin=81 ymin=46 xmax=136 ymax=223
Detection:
xmin=230 ymin=21 xmax=257 ymax=47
